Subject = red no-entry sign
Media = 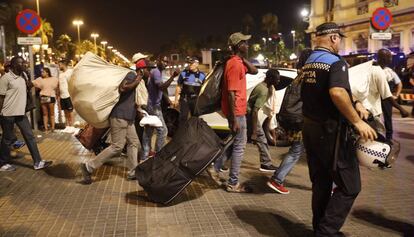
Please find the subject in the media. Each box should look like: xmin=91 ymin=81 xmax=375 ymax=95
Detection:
xmin=371 ymin=7 xmax=392 ymax=31
xmin=16 ymin=9 xmax=42 ymax=35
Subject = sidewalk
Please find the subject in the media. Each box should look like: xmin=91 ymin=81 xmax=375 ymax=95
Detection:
xmin=0 ymin=115 xmax=413 ymax=237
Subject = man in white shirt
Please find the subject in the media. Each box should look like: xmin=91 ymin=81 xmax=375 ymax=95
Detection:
xmin=58 ymin=59 xmax=74 ymax=129
xmin=350 ymin=59 xmax=392 ymax=136
xmin=378 ymin=49 xmax=409 ymax=141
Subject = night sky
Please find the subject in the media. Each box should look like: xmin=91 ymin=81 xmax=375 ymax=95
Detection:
xmin=19 ymin=0 xmax=309 ymax=57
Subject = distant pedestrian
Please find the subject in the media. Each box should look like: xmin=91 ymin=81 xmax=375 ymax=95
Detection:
xmin=301 ymin=22 xmax=376 ymax=236
xmin=173 ymin=57 xmax=206 ymax=123
xmin=58 ymin=59 xmax=75 ymax=130
xmin=247 ymin=69 xmax=279 ymax=172
xmin=80 ymin=71 xmax=143 ymax=184
xmin=267 ymin=49 xmax=313 ymax=194
xmin=378 ymin=49 xmax=409 ymax=141
xmin=141 ymin=57 xmax=179 ymax=161
xmin=33 ymin=67 xmax=59 ymax=132
xmin=0 ymin=56 xmax=53 ymax=171
xmin=208 ymin=32 xmax=258 ymax=193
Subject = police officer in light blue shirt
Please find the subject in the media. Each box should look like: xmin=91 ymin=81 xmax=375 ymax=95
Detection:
xmin=173 ymin=57 xmax=206 ymax=123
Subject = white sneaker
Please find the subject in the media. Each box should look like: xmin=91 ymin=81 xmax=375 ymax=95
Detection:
xmin=34 ymin=160 xmax=53 ymax=170
xmin=0 ymin=164 xmax=16 ymax=172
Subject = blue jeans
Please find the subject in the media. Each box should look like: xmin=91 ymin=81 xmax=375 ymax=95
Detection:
xmin=271 ymin=141 xmax=304 ymax=184
xmin=215 ymin=116 xmax=247 ymax=185
xmin=254 ymin=118 xmax=272 ymax=166
xmin=141 ymin=105 xmax=167 ymax=160
xmin=0 ymin=115 xmax=42 ymax=166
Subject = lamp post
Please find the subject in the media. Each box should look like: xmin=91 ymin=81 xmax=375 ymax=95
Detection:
xmin=90 ymin=33 xmax=99 ymax=53
xmin=72 ymin=20 xmax=84 ymax=43
xmin=100 ymin=41 xmax=107 ymax=58
xmin=35 ymin=0 xmax=41 ymax=15
xmin=291 ymin=30 xmax=296 ymax=54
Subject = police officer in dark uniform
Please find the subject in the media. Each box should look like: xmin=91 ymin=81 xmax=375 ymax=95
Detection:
xmin=173 ymin=57 xmax=206 ymax=123
xmin=301 ymin=22 xmax=377 ymax=236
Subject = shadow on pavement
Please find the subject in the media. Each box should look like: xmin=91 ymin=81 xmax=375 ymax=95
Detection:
xmin=231 ymin=207 xmax=313 ymax=237
xmin=397 ymin=131 xmax=414 ymax=140
xmin=125 ymin=191 xmax=160 ymax=207
xmin=352 ymin=207 xmax=414 ymax=237
xmin=406 ymin=155 xmax=414 ymax=165
xmin=0 ymin=226 xmax=36 ymax=236
xmin=246 ymin=175 xmax=312 ymax=194
xmin=125 ymin=175 xmax=218 ymax=206
xmin=44 ymin=163 xmax=76 ymax=179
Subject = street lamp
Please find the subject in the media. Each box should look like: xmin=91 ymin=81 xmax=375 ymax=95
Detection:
xmin=72 ymin=20 xmax=84 ymax=43
xmin=291 ymin=30 xmax=296 ymax=54
xmin=100 ymin=41 xmax=108 ymax=48
xmin=107 ymin=45 xmax=113 ymax=50
xmin=90 ymin=33 xmax=99 ymax=53
xmin=300 ymin=8 xmax=309 ymax=17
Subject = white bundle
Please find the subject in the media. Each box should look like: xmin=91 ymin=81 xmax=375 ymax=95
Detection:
xmin=68 ymin=52 xmax=147 ymax=128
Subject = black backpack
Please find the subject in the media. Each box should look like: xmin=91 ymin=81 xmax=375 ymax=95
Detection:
xmin=277 ymin=76 xmax=303 ymax=131
xmin=193 ymin=61 xmax=226 ymax=116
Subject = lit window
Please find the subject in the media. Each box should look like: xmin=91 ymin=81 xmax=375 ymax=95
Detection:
xmin=384 ymin=0 xmax=398 ymax=8
xmin=356 ymin=0 xmax=369 ymax=15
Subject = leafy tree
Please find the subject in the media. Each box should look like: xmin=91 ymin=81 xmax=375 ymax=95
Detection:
xmin=242 ymin=14 xmax=255 ymax=34
xmin=77 ymin=40 xmax=94 ymax=55
xmin=0 ymin=2 xmax=23 ymax=61
xmin=261 ymin=13 xmax=278 ymax=37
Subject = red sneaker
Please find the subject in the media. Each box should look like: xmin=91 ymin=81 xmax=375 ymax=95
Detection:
xmin=267 ymin=179 xmax=290 ymax=194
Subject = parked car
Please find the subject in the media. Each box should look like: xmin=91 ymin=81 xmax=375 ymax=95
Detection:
xmin=162 ymin=68 xmax=298 ymax=145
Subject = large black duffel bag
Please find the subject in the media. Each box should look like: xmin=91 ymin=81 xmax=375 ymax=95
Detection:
xmin=136 ymin=117 xmax=232 ymax=204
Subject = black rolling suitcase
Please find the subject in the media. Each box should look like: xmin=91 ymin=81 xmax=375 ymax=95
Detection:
xmin=136 ymin=117 xmax=233 ymax=204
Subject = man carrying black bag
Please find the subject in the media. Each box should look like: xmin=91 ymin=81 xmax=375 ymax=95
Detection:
xmin=301 ymin=22 xmax=377 ymax=236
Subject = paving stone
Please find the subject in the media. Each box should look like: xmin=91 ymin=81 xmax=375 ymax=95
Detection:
xmin=0 ymin=113 xmax=413 ymax=236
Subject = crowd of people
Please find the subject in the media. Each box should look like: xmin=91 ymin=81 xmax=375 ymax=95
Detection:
xmin=0 ymin=21 xmax=413 ymax=236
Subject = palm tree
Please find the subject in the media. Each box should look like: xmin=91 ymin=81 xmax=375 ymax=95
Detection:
xmin=55 ymin=34 xmax=76 ymax=59
xmin=34 ymin=18 xmax=53 ymax=45
xmin=261 ymin=13 xmax=278 ymax=37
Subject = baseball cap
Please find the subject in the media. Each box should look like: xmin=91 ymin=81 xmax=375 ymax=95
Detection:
xmin=228 ymin=32 xmax=251 ymax=46
xmin=132 ymin=53 xmax=148 ymax=63
xmin=315 ymin=22 xmax=346 ymax=38
xmin=186 ymin=56 xmax=199 ymax=64
xmin=135 ymin=59 xmax=147 ymax=69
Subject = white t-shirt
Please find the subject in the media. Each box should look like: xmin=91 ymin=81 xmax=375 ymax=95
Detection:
xmin=0 ymin=72 xmax=27 ymax=116
xmin=59 ymin=68 xmax=73 ymax=99
xmin=362 ymin=65 xmax=392 ymax=116
xmin=383 ymin=67 xmax=401 ymax=84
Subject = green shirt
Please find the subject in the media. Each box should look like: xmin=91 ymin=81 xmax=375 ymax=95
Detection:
xmin=247 ymin=82 xmax=269 ymax=114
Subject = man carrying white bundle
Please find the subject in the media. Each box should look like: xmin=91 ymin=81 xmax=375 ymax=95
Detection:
xmin=79 ymin=71 xmax=143 ymax=184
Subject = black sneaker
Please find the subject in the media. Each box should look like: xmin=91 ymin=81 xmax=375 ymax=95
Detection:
xmin=79 ymin=163 xmax=92 ymax=185
xmin=260 ymin=164 xmax=278 ymax=172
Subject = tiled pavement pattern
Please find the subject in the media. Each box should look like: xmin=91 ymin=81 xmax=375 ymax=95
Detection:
xmin=0 ymin=115 xmax=413 ymax=237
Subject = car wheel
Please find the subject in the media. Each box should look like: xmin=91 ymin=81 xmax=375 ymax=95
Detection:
xmin=164 ymin=108 xmax=180 ymax=137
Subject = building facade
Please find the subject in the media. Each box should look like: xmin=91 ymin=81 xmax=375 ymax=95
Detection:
xmin=308 ymin=0 xmax=414 ymax=55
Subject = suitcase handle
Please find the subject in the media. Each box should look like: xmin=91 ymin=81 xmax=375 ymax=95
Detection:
xmin=221 ymin=134 xmax=235 ymax=152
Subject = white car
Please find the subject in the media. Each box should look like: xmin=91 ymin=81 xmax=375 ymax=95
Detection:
xmin=163 ymin=68 xmax=297 ymax=145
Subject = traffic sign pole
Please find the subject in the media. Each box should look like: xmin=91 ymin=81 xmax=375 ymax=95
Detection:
xmin=16 ymin=9 xmax=42 ymax=130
